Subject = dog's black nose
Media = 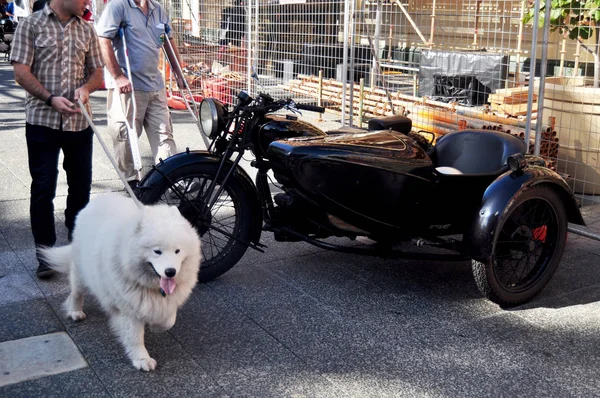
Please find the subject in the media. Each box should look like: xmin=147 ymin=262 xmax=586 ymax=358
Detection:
xmin=165 ymin=268 xmax=176 ymax=278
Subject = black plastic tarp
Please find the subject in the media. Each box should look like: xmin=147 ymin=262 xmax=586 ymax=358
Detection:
xmin=419 ymin=50 xmax=508 ymax=106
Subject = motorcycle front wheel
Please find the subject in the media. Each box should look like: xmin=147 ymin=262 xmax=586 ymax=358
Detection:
xmin=140 ymin=163 xmax=256 ymax=282
xmin=471 ymin=186 xmax=567 ymax=307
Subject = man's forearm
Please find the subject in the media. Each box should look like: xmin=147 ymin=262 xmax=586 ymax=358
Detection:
xmin=169 ymin=37 xmax=183 ymax=67
xmin=83 ymin=68 xmax=104 ymax=93
xmin=99 ymin=37 xmax=123 ymax=79
xmin=13 ymin=63 xmax=51 ymax=101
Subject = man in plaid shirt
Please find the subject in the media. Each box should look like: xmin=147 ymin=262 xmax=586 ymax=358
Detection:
xmin=11 ymin=0 xmax=103 ymax=279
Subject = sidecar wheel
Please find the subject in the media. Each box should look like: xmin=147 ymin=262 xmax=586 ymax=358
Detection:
xmin=471 ymin=186 xmax=567 ymax=307
xmin=140 ymin=163 xmax=256 ymax=282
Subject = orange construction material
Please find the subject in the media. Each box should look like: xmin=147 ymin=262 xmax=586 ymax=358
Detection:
xmin=167 ymin=95 xmax=187 ymax=110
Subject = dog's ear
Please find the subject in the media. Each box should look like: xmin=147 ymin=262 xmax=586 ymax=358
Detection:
xmin=135 ymin=207 xmax=149 ymax=234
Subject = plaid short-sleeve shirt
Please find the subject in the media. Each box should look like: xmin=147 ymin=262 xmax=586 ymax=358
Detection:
xmin=10 ymin=6 xmax=104 ymax=131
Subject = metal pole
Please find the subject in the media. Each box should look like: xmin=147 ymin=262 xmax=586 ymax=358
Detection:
xmin=120 ymin=27 xmax=142 ymax=180
xmin=78 ymin=99 xmax=143 ymax=208
xmin=524 ymin=0 xmax=541 ymax=154
xmin=341 ymin=0 xmax=351 ymax=126
xmin=249 ymin=0 xmax=256 ymax=93
xmin=534 ymin=0 xmax=552 ymax=156
xmin=371 ymin=0 xmax=382 ymax=88
xmin=348 ymin=0 xmax=356 ymax=127
xmin=360 ymin=0 xmax=395 ymax=115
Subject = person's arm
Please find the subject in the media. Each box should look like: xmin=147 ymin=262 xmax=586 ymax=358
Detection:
xmin=74 ymin=29 xmax=104 ymax=104
xmin=96 ymin=1 xmax=130 ymax=93
xmin=11 ymin=18 xmax=77 ymax=114
xmin=164 ymin=36 xmax=183 ymax=68
xmin=13 ymin=63 xmax=79 ymax=114
xmin=74 ymin=67 xmax=103 ymax=104
xmin=98 ymin=37 xmax=131 ymax=93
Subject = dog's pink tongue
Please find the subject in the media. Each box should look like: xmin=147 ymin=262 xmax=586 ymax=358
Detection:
xmin=160 ymin=277 xmax=176 ymax=295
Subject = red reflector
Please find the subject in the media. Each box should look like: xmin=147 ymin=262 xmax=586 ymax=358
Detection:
xmin=533 ymin=225 xmax=547 ymax=242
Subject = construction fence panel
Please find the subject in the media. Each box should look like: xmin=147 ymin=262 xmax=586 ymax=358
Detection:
xmin=92 ymin=0 xmax=600 ymax=236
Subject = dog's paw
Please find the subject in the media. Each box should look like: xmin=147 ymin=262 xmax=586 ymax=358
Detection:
xmin=132 ymin=357 xmax=157 ymax=372
xmin=67 ymin=311 xmax=86 ymax=321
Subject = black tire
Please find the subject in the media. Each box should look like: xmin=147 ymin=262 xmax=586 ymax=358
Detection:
xmin=140 ymin=163 xmax=256 ymax=282
xmin=472 ymin=186 xmax=568 ymax=307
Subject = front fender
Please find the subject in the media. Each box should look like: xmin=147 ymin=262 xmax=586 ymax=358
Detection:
xmin=465 ymin=166 xmax=584 ymax=259
xmin=139 ymin=150 xmax=263 ymax=244
xmin=139 ymin=150 xmax=253 ymax=188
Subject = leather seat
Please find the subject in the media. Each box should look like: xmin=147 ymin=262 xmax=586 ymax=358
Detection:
xmin=430 ymin=129 xmax=526 ymax=175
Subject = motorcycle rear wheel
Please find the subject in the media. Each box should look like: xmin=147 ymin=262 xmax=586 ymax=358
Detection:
xmin=471 ymin=186 xmax=567 ymax=307
xmin=140 ymin=163 xmax=255 ymax=282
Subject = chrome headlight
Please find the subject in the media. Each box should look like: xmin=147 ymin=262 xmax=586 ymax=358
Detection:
xmin=199 ymin=98 xmax=226 ymax=139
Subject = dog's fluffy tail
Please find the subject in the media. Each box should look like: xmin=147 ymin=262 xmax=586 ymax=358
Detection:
xmin=37 ymin=245 xmax=74 ymax=273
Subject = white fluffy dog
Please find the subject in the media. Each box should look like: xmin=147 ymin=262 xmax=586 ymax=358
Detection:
xmin=38 ymin=193 xmax=201 ymax=371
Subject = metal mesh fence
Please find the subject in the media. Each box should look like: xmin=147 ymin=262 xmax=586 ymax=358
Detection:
xmin=91 ymin=0 xmax=600 ymax=236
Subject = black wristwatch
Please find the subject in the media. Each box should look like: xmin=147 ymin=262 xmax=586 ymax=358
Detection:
xmin=45 ymin=94 xmax=55 ymax=107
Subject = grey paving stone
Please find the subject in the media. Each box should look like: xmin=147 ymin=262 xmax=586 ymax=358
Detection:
xmin=0 ymin=332 xmax=87 ymax=388
xmin=45 ymin=293 xmax=108 ymax=329
xmin=237 ymin=234 xmax=324 ymax=266
xmin=0 ymin=367 xmax=110 ymax=398
xmin=0 ymin=234 xmax=9 ymax=251
xmin=0 ymin=251 xmax=26 ymax=274
xmin=538 ymin=246 xmax=600 ymax=301
xmin=0 ymin=199 xmax=29 ymax=229
xmin=1 ymin=226 xmax=35 ymax=250
xmin=0 ymin=299 xmax=63 ymax=343
xmin=85 ymin=332 xmax=227 ymax=398
xmin=0 ymin=272 xmax=44 ymax=305
xmin=403 ymin=311 xmax=600 ymax=396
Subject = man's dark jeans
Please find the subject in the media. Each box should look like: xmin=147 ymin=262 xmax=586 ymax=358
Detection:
xmin=25 ymin=123 xmax=93 ymax=247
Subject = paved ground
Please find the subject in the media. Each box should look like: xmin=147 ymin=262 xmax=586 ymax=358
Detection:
xmin=2 ymin=61 xmax=600 ymax=397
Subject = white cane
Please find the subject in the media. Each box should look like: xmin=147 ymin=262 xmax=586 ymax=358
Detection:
xmin=78 ymin=99 xmax=143 ymax=209
xmin=162 ymin=33 xmax=210 ymax=150
xmin=119 ymin=26 xmax=143 ymax=180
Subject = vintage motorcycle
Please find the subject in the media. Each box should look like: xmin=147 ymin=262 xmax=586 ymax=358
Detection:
xmin=137 ymin=90 xmax=585 ymax=307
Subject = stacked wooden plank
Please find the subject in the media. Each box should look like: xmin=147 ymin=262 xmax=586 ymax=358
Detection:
xmin=488 ymin=87 xmax=537 ymax=117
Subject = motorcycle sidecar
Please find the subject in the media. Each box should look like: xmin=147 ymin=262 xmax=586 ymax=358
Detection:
xmin=268 ymin=127 xmax=585 ymax=306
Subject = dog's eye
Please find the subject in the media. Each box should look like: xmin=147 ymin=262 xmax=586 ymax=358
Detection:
xmin=175 ymin=249 xmax=180 ymax=254
xmin=154 ymin=250 xmax=162 ymax=255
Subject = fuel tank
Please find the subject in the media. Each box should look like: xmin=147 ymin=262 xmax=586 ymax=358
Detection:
xmin=268 ymin=130 xmax=436 ymax=233
xmin=255 ymin=115 xmax=326 ymax=158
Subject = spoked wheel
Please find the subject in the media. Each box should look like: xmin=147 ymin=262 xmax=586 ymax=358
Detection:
xmin=140 ymin=163 xmax=257 ymax=282
xmin=472 ymin=186 xmax=567 ymax=307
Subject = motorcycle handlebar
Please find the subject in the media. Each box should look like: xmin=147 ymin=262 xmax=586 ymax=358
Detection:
xmin=242 ymin=100 xmax=325 ymax=114
xmin=295 ymin=103 xmax=325 ymax=113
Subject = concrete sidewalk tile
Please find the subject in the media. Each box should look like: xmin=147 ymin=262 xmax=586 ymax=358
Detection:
xmin=0 ymin=251 xmax=26 ymax=274
xmin=0 ymin=272 xmax=44 ymax=305
xmin=1 ymin=227 xmax=35 ymax=250
xmin=0 ymin=234 xmax=9 ymax=251
xmin=66 ymin=321 xmax=130 ymax=365
xmin=0 ymin=368 xmax=110 ymax=397
xmin=0 ymin=299 xmax=63 ymax=343
xmin=91 ymin=360 xmax=227 ymax=398
xmin=46 ymin=294 xmax=108 ymax=329
xmin=0 ymin=199 xmax=29 ymax=228
xmin=0 ymin=332 xmax=87 ymax=388
xmin=85 ymin=332 xmax=227 ymax=397
xmin=206 ymin=365 xmax=343 ymax=398
xmin=412 ymin=311 xmax=600 ymax=395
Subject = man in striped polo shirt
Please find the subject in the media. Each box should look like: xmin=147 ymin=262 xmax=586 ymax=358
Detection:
xmin=10 ymin=0 xmax=104 ymax=279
